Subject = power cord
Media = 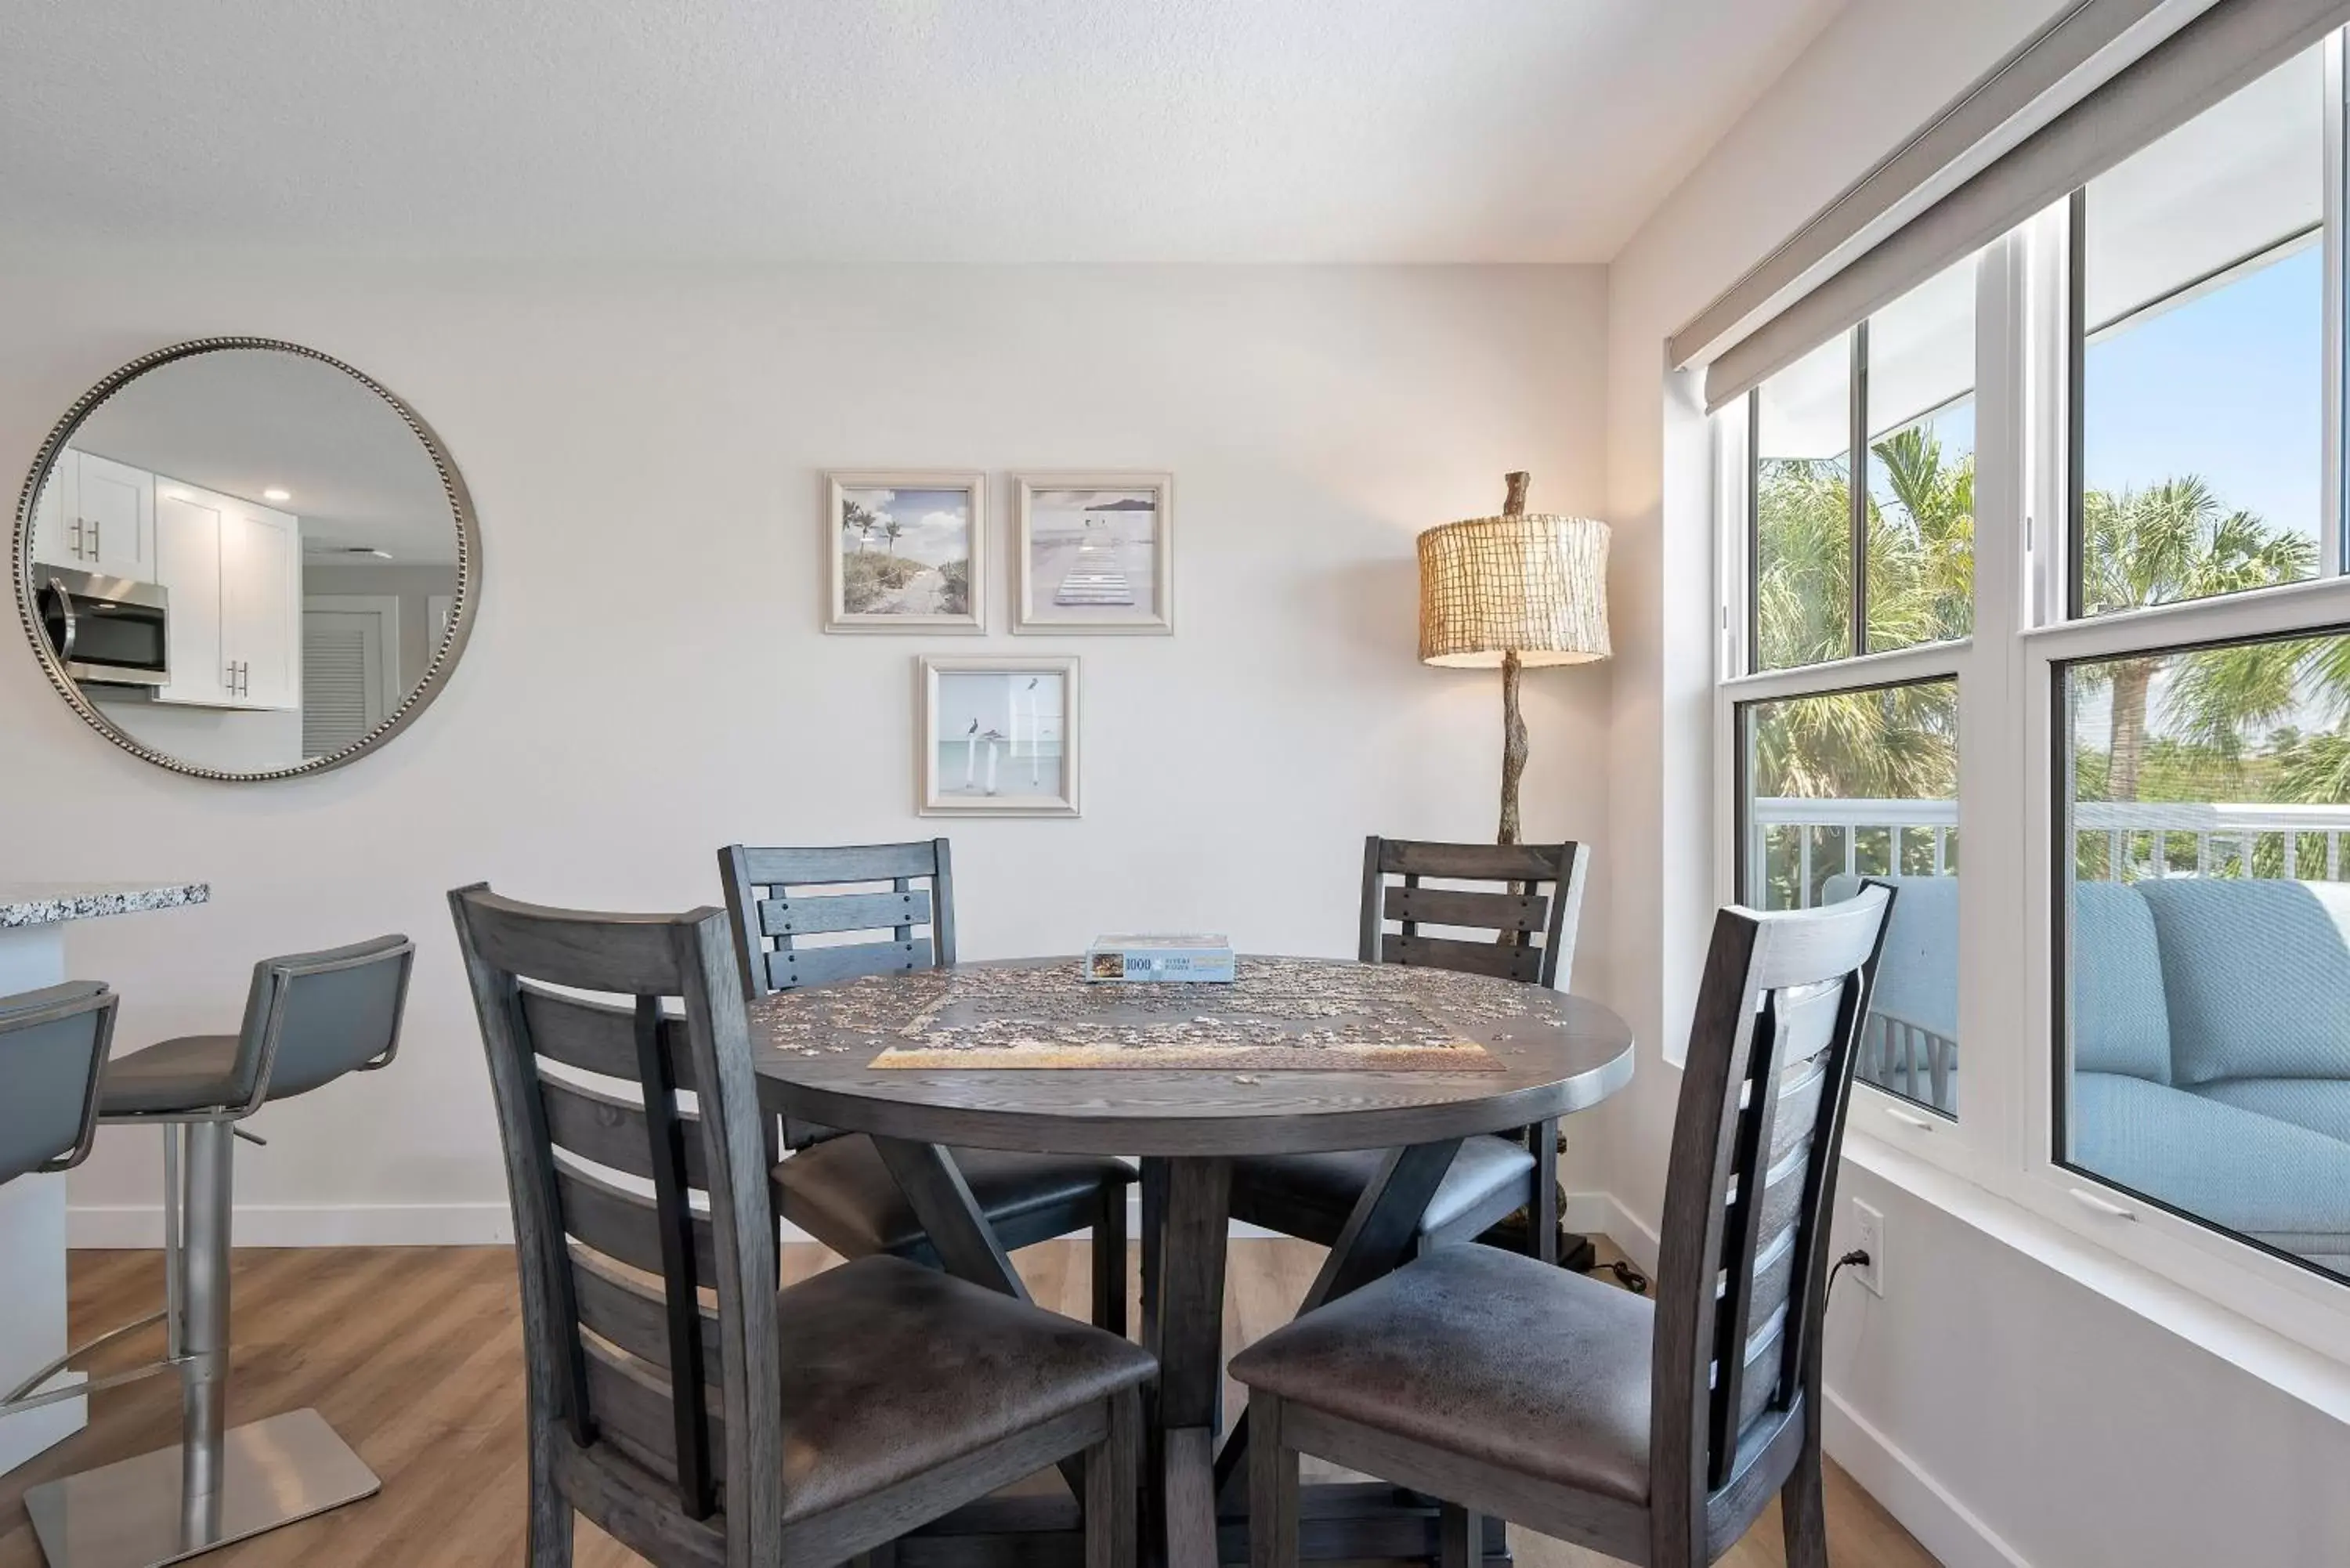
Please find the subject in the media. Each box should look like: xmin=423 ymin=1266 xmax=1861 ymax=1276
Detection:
xmin=1827 ymin=1248 xmax=1871 ymax=1298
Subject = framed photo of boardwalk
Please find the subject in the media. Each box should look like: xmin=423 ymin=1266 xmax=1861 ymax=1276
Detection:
xmin=1012 ymin=473 xmax=1173 ymax=633
xmin=918 ymin=655 xmax=1080 ymax=817
xmin=826 ymin=471 xmax=986 ymax=633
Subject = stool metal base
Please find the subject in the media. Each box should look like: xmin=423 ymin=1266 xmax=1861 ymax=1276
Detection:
xmin=24 ymin=1408 xmax=380 ymax=1568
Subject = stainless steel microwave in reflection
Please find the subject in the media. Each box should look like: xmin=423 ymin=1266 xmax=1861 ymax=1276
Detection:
xmin=36 ymin=566 xmax=169 ymax=688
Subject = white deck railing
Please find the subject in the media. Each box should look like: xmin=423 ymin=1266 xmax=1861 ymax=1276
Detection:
xmin=1750 ymin=797 xmax=2350 ymax=910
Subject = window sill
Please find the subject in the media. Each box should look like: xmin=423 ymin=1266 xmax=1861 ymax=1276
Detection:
xmin=1841 ymin=1128 xmax=2350 ymax=1425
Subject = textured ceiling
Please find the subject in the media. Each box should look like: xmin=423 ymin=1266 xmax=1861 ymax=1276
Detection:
xmin=1 ymin=1 xmax=1844 ymax=264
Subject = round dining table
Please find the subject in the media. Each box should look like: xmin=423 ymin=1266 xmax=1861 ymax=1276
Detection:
xmin=751 ymin=956 xmax=1636 ymax=1568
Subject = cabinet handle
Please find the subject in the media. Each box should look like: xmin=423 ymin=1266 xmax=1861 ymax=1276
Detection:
xmin=44 ymin=577 xmax=78 ymax=663
xmin=68 ymin=518 xmax=84 ymax=558
xmin=89 ymin=517 xmax=100 ymax=559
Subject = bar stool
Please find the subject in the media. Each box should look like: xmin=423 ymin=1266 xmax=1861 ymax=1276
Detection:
xmin=23 ymin=935 xmax=415 ymax=1568
xmin=0 ymin=981 xmax=117 ymax=1190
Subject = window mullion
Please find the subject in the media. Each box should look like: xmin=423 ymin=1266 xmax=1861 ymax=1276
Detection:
xmin=1850 ymin=323 xmax=1870 ymax=659
xmin=2325 ymin=30 xmax=2345 ymax=578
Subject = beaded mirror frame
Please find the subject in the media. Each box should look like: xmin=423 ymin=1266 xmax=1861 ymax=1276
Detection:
xmin=10 ymin=337 xmax=483 ymax=782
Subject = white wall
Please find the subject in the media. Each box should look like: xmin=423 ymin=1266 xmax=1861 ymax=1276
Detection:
xmin=0 ymin=260 xmax=1613 ymax=1242
xmin=1599 ymin=2 xmax=2350 ymax=1565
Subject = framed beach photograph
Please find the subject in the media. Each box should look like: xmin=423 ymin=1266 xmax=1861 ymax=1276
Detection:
xmin=826 ymin=471 xmax=986 ymax=633
xmin=1013 ymin=473 xmax=1173 ymax=633
xmin=918 ymin=656 xmax=1080 ymax=817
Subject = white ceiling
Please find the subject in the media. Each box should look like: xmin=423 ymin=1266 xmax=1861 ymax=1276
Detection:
xmin=0 ymin=0 xmax=1844 ymax=265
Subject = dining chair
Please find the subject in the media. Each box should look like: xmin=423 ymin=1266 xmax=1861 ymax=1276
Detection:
xmin=1232 ymin=883 xmax=1895 ymax=1568
xmin=1225 ymin=836 xmax=1590 ymax=1263
xmin=450 ymin=884 xmax=1152 ymax=1568
xmin=718 ymin=840 xmax=1134 ymax=1333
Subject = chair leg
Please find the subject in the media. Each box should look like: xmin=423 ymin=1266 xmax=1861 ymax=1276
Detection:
xmin=1086 ymin=1386 xmax=1140 ymax=1568
xmin=1249 ymin=1393 xmax=1298 ymax=1568
xmin=1440 ymin=1501 xmax=1483 ymax=1568
xmin=1092 ymin=1184 xmax=1129 ymax=1338
xmin=1781 ymin=1436 xmax=1829 ymax=1568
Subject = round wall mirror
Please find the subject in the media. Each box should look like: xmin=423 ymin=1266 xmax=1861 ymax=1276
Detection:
xmin=10 ymin=339 xmax=479 ymax=780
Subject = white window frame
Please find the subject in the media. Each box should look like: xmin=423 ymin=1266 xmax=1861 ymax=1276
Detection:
xmin=1709 ymin=32 xmax=2350 ymax=1367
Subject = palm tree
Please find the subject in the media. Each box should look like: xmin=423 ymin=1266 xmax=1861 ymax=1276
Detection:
xmin=2074 ymin=481 xmax=2313 ymax=800
xmin=843 ymin=500 xmax=880 ymax=554
xmin=884 ymin=517 xmax=904 ymax=555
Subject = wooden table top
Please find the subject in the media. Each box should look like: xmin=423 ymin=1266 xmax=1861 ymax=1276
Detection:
xmin=750 ymin=955 xmax=1636 ymax=1156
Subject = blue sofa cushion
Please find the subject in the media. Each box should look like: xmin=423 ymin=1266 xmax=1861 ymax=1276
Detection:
xmin=2068 ymin=882 xmax=2171 ymax=1083
xmin=2135 ymin=879 xmax=2350 ymax=1086
xmin=2189 ymin=1078 xmax=2350 ymax=1145
xmin=2071 ymin=1071 xmax=2350 ymax=1255
xmin=1822 ymin=873 xmax=1956 ymax=1042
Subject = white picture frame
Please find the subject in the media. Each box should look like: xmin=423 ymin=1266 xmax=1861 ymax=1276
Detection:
xmin=826 ymin=471 xmax=987 ymax=633
xmin=1012 ymin=472 xmax=1173 ymax=634
xmin=918 ymin=655 xmax=1081 ymax=817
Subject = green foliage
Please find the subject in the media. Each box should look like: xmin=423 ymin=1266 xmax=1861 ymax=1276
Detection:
xmin=840 ymin=551 xmax=923 ymax=612
xmin=1756 ymin=423 xmax=2345 ymax=830
xmin=939 ymin=561 xmax=969 ymax=616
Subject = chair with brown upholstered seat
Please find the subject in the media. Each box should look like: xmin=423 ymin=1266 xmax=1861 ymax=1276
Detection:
xmin=719 ymin=840 xmax=1134 ymax=1333
xmin=451 ymin=883 xmax=1151 ymax=1568
xmin=1233 ymin=884 xmax=1893 ymax=1568
xmin=1225 ymin=836 xmax=1591 ymax=1264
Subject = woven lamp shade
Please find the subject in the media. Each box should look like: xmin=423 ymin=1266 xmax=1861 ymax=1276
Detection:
xmin=1417 ymin=512 xmax=1611 ymax=669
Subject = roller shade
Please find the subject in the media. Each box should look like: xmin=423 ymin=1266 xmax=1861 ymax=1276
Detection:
xmin=1687 ymin=0 xmax=2350 ymax=413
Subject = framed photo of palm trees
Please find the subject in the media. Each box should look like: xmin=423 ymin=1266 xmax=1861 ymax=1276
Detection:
xmin=826 ymin=471 xmax=987 ymax=633
xmin=1012 ymin=473 xmax=1173 ymax=633
xmin=918 ymin=655 xmax=1080 ymax=817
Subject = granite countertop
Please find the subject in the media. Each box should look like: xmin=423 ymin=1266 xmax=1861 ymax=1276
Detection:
xmin=0 ymin=882 xmax=212 ymax=929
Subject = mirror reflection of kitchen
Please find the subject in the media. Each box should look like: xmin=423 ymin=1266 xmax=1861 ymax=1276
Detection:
xmin=27 ymin=348 xmax=460 ymax=773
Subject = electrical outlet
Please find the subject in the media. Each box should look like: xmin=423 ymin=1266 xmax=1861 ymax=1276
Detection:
xmin=1850 ymin=1200 xmax=1885 ymax=1297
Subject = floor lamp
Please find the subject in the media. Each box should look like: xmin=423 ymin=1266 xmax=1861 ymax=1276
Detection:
xmin=1418 ymin=470 xmax=1612 ymax=1266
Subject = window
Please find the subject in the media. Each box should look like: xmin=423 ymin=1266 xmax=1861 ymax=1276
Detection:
xmin=1754 ymin=337 xmax=1855 ymax=670
xmin=1865 ymin=261 xmax=1976 ymax=652
xmin=1739 ymin=678 xmax=1959 ymax=1117
xmin=1751 ymin=258 xmax=1976 ymax=671
xmin=2059 ymin=628 xmax=2350 ymax=1282
xmin=2074 ymin=44 xmax=2329 ymax=617
xmin=1714 ymin=32 xmax=2350 ymax=1335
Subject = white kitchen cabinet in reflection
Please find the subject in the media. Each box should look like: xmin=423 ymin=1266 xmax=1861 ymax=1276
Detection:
xmin=153 ymin=481 xmax=300 ymax=710
xmin=30 ymin=450 xmax=157 ymax=581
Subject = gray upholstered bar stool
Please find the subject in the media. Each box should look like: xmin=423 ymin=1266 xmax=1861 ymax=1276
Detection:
xmin=24 ymin=936 xmax=414 ymax=1568
xmin=0 ymin=981 xmax=118 ymax=1190
xmin=0 ymin=983 xmax=122 ymax=1428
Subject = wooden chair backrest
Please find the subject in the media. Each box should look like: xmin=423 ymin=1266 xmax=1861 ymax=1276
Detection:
xmin=450 ymin=884 xmax=784 ymax=1559
xmin=717 ymin=840 xmax=954 ymax=1150
xmin=717 ymin=841 xmax=956 ymax=999
xmin=1358 ymin=836 xmax=1589 ymax=988
xmin=1650 ymin=883 xmax=1893 ymax=1561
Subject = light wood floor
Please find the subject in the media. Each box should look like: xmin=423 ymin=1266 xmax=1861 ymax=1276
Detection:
xmin=0 ymin=1242 xmax=1936 ymax=1567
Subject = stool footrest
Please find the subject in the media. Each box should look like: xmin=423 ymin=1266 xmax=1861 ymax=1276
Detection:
xmin=1 ymin=1310 xmax=168 ymax=1405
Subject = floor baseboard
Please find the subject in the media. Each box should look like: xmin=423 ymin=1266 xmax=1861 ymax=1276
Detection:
xmin=1822 ymin=1388 xmax=2034 ymax=1568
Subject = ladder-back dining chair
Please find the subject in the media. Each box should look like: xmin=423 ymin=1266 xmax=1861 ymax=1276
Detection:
xmin=450 ymin=885 xmax=1152 ymax=1568
xmin=1233 ymin=883 xmax=1894 ymax=1568
xmin=1225 ymin=836 xmax=1590 ymax=1261
xmin=718 ymin=840 xmax=1133 ymax=1333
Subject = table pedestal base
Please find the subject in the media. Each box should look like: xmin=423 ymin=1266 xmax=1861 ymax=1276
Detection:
xmin=881 ymin=1480 xmax=1509 ymax=1566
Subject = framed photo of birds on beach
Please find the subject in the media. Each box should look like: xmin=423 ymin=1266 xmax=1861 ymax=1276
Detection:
xmin=1012 ymin=472 xmax=1173 ymax=633
xmin=826 ymin=471 xmax=987 ymax=633
xmin=917 ymin=655 xmax=1081 ymax=817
